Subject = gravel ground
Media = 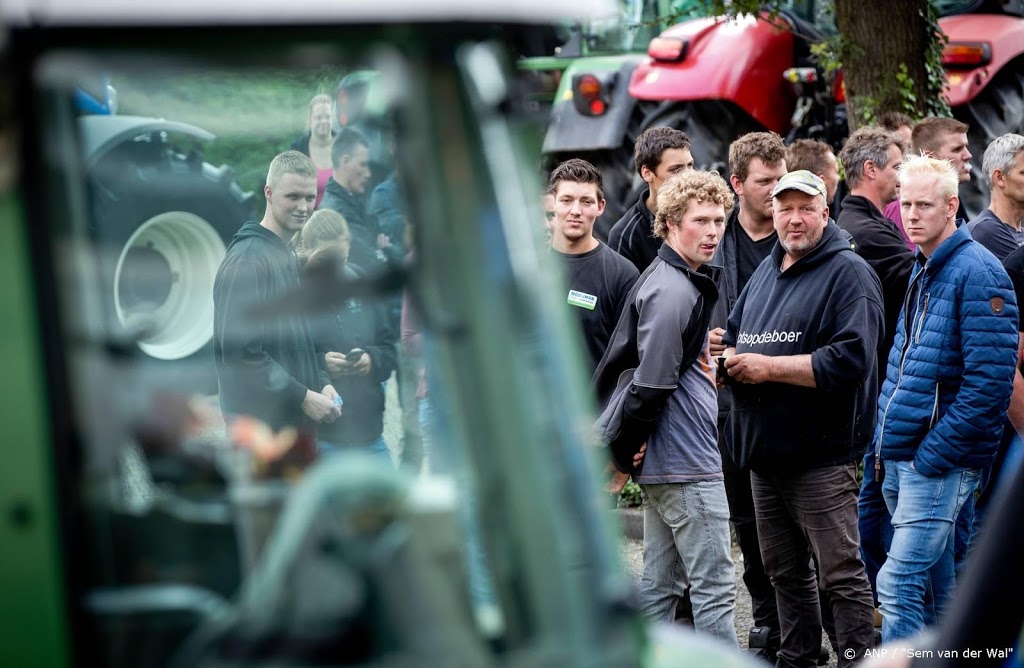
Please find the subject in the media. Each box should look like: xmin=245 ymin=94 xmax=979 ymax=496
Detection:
xmin=619 ymin=537 xmax=839 ymax=667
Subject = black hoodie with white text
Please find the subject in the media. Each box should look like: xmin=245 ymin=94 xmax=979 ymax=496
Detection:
xmin=722 ymin=221 xmax=884 ymax=474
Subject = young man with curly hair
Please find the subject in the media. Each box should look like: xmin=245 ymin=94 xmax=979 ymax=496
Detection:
xmin=593 ymin=170 xmax=737 ymax=646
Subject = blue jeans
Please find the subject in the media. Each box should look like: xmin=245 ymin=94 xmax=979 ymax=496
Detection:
xmin=318 ymin=435 xmax=392 ymax=464
xmin=858 ymin=451 xmax=892 ymax=606
xmin=752 ymin=464 xmax=875 ymax=668
xmin=639 ymin=480 xmax=738 ymax=646
xmin=877 ymin=460 xmax=980 ymax=642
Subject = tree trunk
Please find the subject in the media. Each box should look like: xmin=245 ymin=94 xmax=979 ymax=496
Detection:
xmin=834 ymin=0 xmax=931 ymax=129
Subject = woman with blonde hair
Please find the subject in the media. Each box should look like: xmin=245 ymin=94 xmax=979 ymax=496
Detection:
xmin=294 ymin=209 xmax=397 ymax=462
xmin=289 ymin=93 xmax=334 ymax=207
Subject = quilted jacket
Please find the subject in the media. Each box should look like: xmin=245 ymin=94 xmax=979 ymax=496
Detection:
xmin=874 ymin=225 xmax=1019 ymax=476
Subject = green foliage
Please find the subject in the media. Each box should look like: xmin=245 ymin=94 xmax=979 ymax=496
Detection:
xmin=619 ymin=480 xmax=642 ymax=508
xmin=694 ymin=0 xmax=951 ymax=126
xmin=114 ymin=66 xmax=347 ymax=194
xmin=921 ymin=1 xmax=953 ymax=118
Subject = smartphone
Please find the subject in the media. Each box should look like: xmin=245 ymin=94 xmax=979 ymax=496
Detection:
xmin=716 ymin=356 xmax=732 ymax=385
xmin=344 ymin=349 xmax=364 ymax=362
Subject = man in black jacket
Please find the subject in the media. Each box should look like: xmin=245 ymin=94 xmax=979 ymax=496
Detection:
xmin=320 ymin=127 xmax=391 ymax=276
xmin=835 ymin=126 xmax=913 ymax=614
xmin=722 ymin=170 xmax=883 ymax=668
xmin=606 ymin=127 xmax=694 ymax=272
xmin=213 ymin=150 xmax=341 ymax=434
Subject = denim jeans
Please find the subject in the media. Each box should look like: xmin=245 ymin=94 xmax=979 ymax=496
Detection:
xmin=639 ymin=480 xmax=738 ymax=646
xmin=877 ymin=460 xmax=980 ymax=642
xmin=752 ymin=464 xmax=875 ymax=668
xmin=858 ymin=451 xmax=892 ymax=607
xmin=318 ymin=435 xmax=393 ymax=464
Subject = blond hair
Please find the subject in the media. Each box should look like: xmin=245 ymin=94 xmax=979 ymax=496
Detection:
xmin=654 ymin=171 xmax=734 ymax=239
xmin=898 ymin=154 xmax=959 ymax=201
xmin=306 ymin=93 xmax=332 ymax=131
xmin=292 ymin=209 xmax=351 ymax=268
xmin=267 ymin=150 xmax=316 ymax=190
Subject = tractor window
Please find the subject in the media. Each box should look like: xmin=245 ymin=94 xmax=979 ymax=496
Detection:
xmin=29 ymin=39 xmax=555 ymax=667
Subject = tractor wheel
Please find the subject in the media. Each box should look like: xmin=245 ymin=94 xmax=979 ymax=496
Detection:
xmin=87 ymin=130 xmax=256 ymax=394
xmin=638 ymin=100 xmax=763 ymax=176
xmin=955 ymin=70 xmax=1024 ymax=219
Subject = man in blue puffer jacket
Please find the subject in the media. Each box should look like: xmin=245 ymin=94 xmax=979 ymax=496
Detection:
xmin=873 ymin=155 xmax=1019 ymax=643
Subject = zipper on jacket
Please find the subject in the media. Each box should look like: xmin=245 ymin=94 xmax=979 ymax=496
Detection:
xmin=876 ymin=266 xmax=927 ymax=477
xmin=930 ymin=382 xmax=941 ymax=429
xmin=914 ymin=293 xmax=930 ymax=345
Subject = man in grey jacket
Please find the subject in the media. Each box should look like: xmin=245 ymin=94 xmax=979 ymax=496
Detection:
xmin=592 ymin=171 xmax=737 ymax=645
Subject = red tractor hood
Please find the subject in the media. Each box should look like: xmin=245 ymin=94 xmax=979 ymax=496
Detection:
xmin=939 ymin=13 xmax=1024 ymax=107
xmin=628 ymin=13 xmax=796 ymax=133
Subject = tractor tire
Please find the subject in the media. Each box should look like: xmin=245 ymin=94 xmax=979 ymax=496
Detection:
xmin=86 ymin=128 xmax=256 ymax=395
xmin=955 ymin=70 xmax=1024 ymax=220
xmin=639 ymin=100 xmax=763 ymax=177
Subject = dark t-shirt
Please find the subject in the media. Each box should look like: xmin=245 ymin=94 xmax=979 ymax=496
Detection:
xmin=735 ymin=226 xmax=777 ymax=291
xmin=1003 ymin=245 xmax=1024 ymax=334
xmin=968 ymin=209 xmax=1024 ymax=262
xmin=554 ymin=242 xmax=640 ymax=373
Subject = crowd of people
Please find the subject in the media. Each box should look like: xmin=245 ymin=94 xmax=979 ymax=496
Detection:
xmin=212 ymin=89 xmax=419 ymax=473
xmin=552 ymin=119 xmax=1024 ymax=666
xmin=206 ymin=82 xmax=1024 ymax=666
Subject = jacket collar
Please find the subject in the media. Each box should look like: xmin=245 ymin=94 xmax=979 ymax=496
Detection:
xmin=916 ymin=222 xmax=973 ymax=270
xmin=636 ymin=189 xmax=655 ymax=222
xmin=657 ymin=243 xmax=722 ymax=289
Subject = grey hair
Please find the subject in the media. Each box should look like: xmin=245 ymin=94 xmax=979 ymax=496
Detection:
xmin=838 ymin=126 xmax=902 ymax=189
xmin=982 ymin=133 xmax=1024 ymax=188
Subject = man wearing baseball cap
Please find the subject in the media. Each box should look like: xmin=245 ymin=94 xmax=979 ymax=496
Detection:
xmin=721 ymin=169 xmax=884 ymax=667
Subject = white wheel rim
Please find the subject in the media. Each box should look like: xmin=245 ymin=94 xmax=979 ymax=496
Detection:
xmin=113 ymin=211 xmax=227 ymax=360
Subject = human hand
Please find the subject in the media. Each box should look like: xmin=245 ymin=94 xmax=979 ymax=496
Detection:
xmin=709 ymin=327 xmax=727 ymax=357
xmin=302 ymin=389 xmax=342 ymax=423
xmin=376 ymin=233 xmax=391 ymax=250
xmin=325 ymin=351 xmax=350 ymax=377
xmin=633 ymin=442 xmax=647 ymax=468
xmin=349 ymin=350 xmax=372 ymax=376
xmin=724 ymin=353 xmax=774 ymax=385
xmin=608 ymin=469 xmax=630 ymax=494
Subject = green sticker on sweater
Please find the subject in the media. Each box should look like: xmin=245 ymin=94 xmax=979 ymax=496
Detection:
xmin=568 ymin=290 xmax=597 ymax=310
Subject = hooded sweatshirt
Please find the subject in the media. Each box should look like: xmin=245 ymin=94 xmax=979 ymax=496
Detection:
xmin=214 ymin=222 xmax=328 ymax=431
xmin=723 ymin=222 xmax=884 ymax=474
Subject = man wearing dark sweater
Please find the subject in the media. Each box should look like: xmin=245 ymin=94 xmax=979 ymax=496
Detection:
xmin=319 ymin=127 xmax=393 ymax=276
xmin=549 ymin=159 xmax=639 ymax=374
xmin=214 ymin=150 xmax=341 ymax=433
xmin=607 ymin=127 xmax=694 ymax=272
xmin=968 ymin=133 xmax=1024 ymax=261
xmin=723 ymin=170 xmax=883 ymax=667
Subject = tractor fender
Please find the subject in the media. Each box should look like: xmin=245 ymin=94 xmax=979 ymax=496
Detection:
xmin=628 ymin=14 xmax=796 ymax=134
xmin=939 ymin=14 xmax=1024 ymax=107
xmin=542 ymin=55 xmax=646 ymax=153
xmin=79 ymin=115 xmax=215 ymax=166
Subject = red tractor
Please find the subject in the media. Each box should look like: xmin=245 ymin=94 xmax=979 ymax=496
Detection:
xmin=618 ymin=0 xmax=1024 ymax=218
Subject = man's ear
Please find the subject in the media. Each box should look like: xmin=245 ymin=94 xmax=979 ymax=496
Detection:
xmin=864 ymin=159 xmax=877 ymax=180
xmin=641 ymin=165 xmax=655 ymax=186
xmin=729 ymin=173 xmax=743 ymax=195
xmin=264 ymin=183 xmax=273 ymax=201
xmin=992 ymin=168 xmax=1006 ymax=190
xmin=597 ymin=197 xmax=606 ymax=218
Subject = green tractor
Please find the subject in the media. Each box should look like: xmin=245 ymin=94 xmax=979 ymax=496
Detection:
xmin=0 ymin=2 xmax=761 ymax=668
xmin=518 ymin=0 xmax=706 ymax=230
